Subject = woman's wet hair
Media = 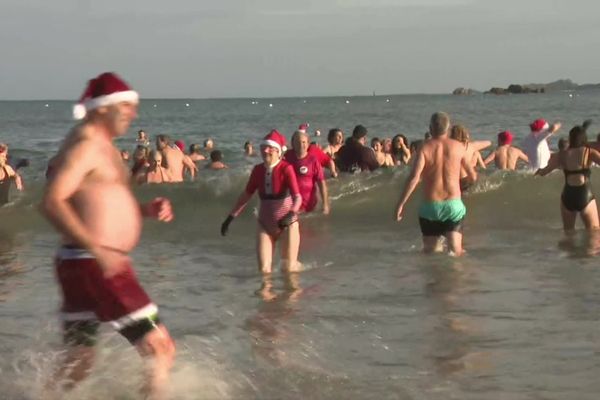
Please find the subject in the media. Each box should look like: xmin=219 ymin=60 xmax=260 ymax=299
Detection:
xmin=450 ymin=124 xmax=470 ymax=143
xmin=189 ymin=143 xmax=201 ymax=154
xmin=210 ymin=150 xmax=223 ymax=162
xmin=327 ymin=128 xmax=343 ymax=145
xmin=148 ymin=150 xmax=160 ymax=163
xmin=568 ymin=125 xmax=588 ymax=148
xmin=371 ymin=137 xmax=382 ymax=148
xmin=392 ymin=134 xmax=408 ymax=149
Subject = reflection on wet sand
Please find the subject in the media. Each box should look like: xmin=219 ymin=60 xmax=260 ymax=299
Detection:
xmin=422 ymin=259 xmax=492 ymax=378
xmin=245 ymin=273 xmax=303 ymax=366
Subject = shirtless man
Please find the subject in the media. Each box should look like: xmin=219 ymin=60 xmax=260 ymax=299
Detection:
xmin=207 ymin=150 xmax=229 ymax=170
xmin=156 ymin=134 xmax=197 ymax=182
xmin=484 ymin=130 xmax=529 ymax=170
xmin=395 ymin=112 xmax=477 ymax=256
xmin=41 ymin=73 xmax=175 ymax=399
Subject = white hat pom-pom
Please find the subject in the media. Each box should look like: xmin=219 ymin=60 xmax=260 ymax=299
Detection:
xmin=73 ymin=104 xmax=86 ymax=120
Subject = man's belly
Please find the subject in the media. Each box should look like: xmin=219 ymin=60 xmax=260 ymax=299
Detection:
xmin=71 ymin=184 xmax=142 ymax=252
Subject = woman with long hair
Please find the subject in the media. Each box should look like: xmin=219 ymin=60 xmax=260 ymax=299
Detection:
xmin=536 ymin=125 xmax=600 ymax=231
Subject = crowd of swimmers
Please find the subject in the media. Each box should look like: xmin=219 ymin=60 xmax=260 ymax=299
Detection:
xmin=4 ymin=71 xmax=600 ymax=399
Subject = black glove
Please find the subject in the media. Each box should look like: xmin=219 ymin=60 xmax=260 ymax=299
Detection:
xmin=277 ymin=212 xmax=297 ymax=230
xmin=221 ymin=215 xmax=234 ymax=236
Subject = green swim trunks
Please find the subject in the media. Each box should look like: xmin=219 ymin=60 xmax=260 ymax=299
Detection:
xmin=418 ymin=198 xmax=466 ymax=222
xmin=418 ymin=199 xmax=466 ymax=237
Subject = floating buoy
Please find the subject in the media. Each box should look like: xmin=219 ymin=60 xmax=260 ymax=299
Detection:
xmin=269 ymin=103 xmax=273 ymax=108
xmin=345 ymin=100 xmax=350 ymax=104
xmin=44 ymin=104 xmax=49 ymax=107
xmin=185 ymin=103 xmax=190 ymax=107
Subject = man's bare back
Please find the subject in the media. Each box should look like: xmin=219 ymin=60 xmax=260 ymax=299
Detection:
xmin=395 ymin=112 xmax=477 ymax=256
xmin=492 ymin=145 xmax=529 ymax=170
xmin=420 ymin=138 xmax=469 ymax=201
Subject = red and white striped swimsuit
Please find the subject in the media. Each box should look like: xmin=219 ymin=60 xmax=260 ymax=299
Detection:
xmin=233 ymin=160 xmax=301 ymax=237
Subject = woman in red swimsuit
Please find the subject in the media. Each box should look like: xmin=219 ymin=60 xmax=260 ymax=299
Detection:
xmin=221 ymin=130 xmax=302 ymax=273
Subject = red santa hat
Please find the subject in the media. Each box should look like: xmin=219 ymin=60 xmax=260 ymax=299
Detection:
xmin=298 ymin=123 xmax=309 ymax=132
xmin=73 ymin=72 xmax=139 ymax=120
xmin=174 ymin=140 xmax=185 ymax=152
xmin=530 ymin=118 xmax=549 ymax=133
xmin=261 ymin=129 xmax=287 ymax=153
xmin=498 ymin=130 xmax=513 ymax=145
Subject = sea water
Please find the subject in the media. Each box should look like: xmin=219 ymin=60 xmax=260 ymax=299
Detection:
xmin=1 ymin=92 xmax=600 ymax=399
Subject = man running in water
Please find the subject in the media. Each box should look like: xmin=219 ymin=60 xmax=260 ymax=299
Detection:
xmin=484 ymin=130 xmax=529 ymax=170
xmin=523 ymin=118 xmax=561 ymax=170
xmin=41 ymin=72 xmax=175 ymax=399
xmin=394 ymin=112 xmax=476 ymax=256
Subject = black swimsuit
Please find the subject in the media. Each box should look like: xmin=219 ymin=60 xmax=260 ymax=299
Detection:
xmin=561 ymin=148 xmax=595 ymax=212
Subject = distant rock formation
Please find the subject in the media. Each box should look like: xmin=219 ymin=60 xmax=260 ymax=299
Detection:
xmin=452 ymin=87 xmax=475 ymax=95
xmin=482 ymin=79 xmax=600 ymax=95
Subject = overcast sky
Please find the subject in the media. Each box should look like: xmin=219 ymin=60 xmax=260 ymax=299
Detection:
xmin=1 ymin=0 xmax=599 ymax=99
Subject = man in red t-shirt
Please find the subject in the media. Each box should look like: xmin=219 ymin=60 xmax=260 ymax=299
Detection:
xmin=285 ymin=131 xmax=330 ymax=214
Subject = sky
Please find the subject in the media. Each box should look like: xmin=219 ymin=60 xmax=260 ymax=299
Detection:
xmin=1 ymin=0 xmax=599 ymax=99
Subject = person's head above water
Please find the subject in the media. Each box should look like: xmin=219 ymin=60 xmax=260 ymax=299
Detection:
xmin=430 ymin=112 xmax=450 ymax=138
xmin=148 ymin=149 xmax=163 ymax=167
xmin=210 ymin=150 xmax=223 ymax=163
xmin=569 ymin=125 xmax=588 ymax=148
xmin=558 ymin=137 xmax=569 ymax=151
xmin=498 ymin=130 xmax=513 ymax=146
xmin=450 ymin=124 xmax=469 ymax=143
xmin=203 ymin=138 xmax=214 ymax=149
xmin=327 ymin=128 xmax=343 ymax=146
xmin=352 ymin=125 xmax=368 ymax=145
xmin=156 ymin=134 xmax=171 ymax=150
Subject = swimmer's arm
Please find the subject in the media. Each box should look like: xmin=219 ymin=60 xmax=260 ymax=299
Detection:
xmin=40 ymin=141 xmax=100 ymax=252
xmin=327 ymin=158 xmax=338 ymax=178
xmin=183 ymin=155 xmax=197 ymax=179
xmin=483 ymin=151 xmax=495 ymax=166
xmin=535 ymin=154 xmax=559 ymax=176
xmin=475 ymin=151 xmax=486 ymax=169
xmin=14 ymin=172 xmax=23 ymax=191
xmin=395 ymin=150 xmax=425 ymax=220
xmin=588 ymin=148 xmax=600 ymax=165
xmin=516 ymin=149 xmax=529 ymax=164
xmin=472 ymin=140 xmax=492 ymax=152
xmin=230 ymin=190 xmax=253 ymax=217
xmin=317 ymin=179 xmax=330 ymax=214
